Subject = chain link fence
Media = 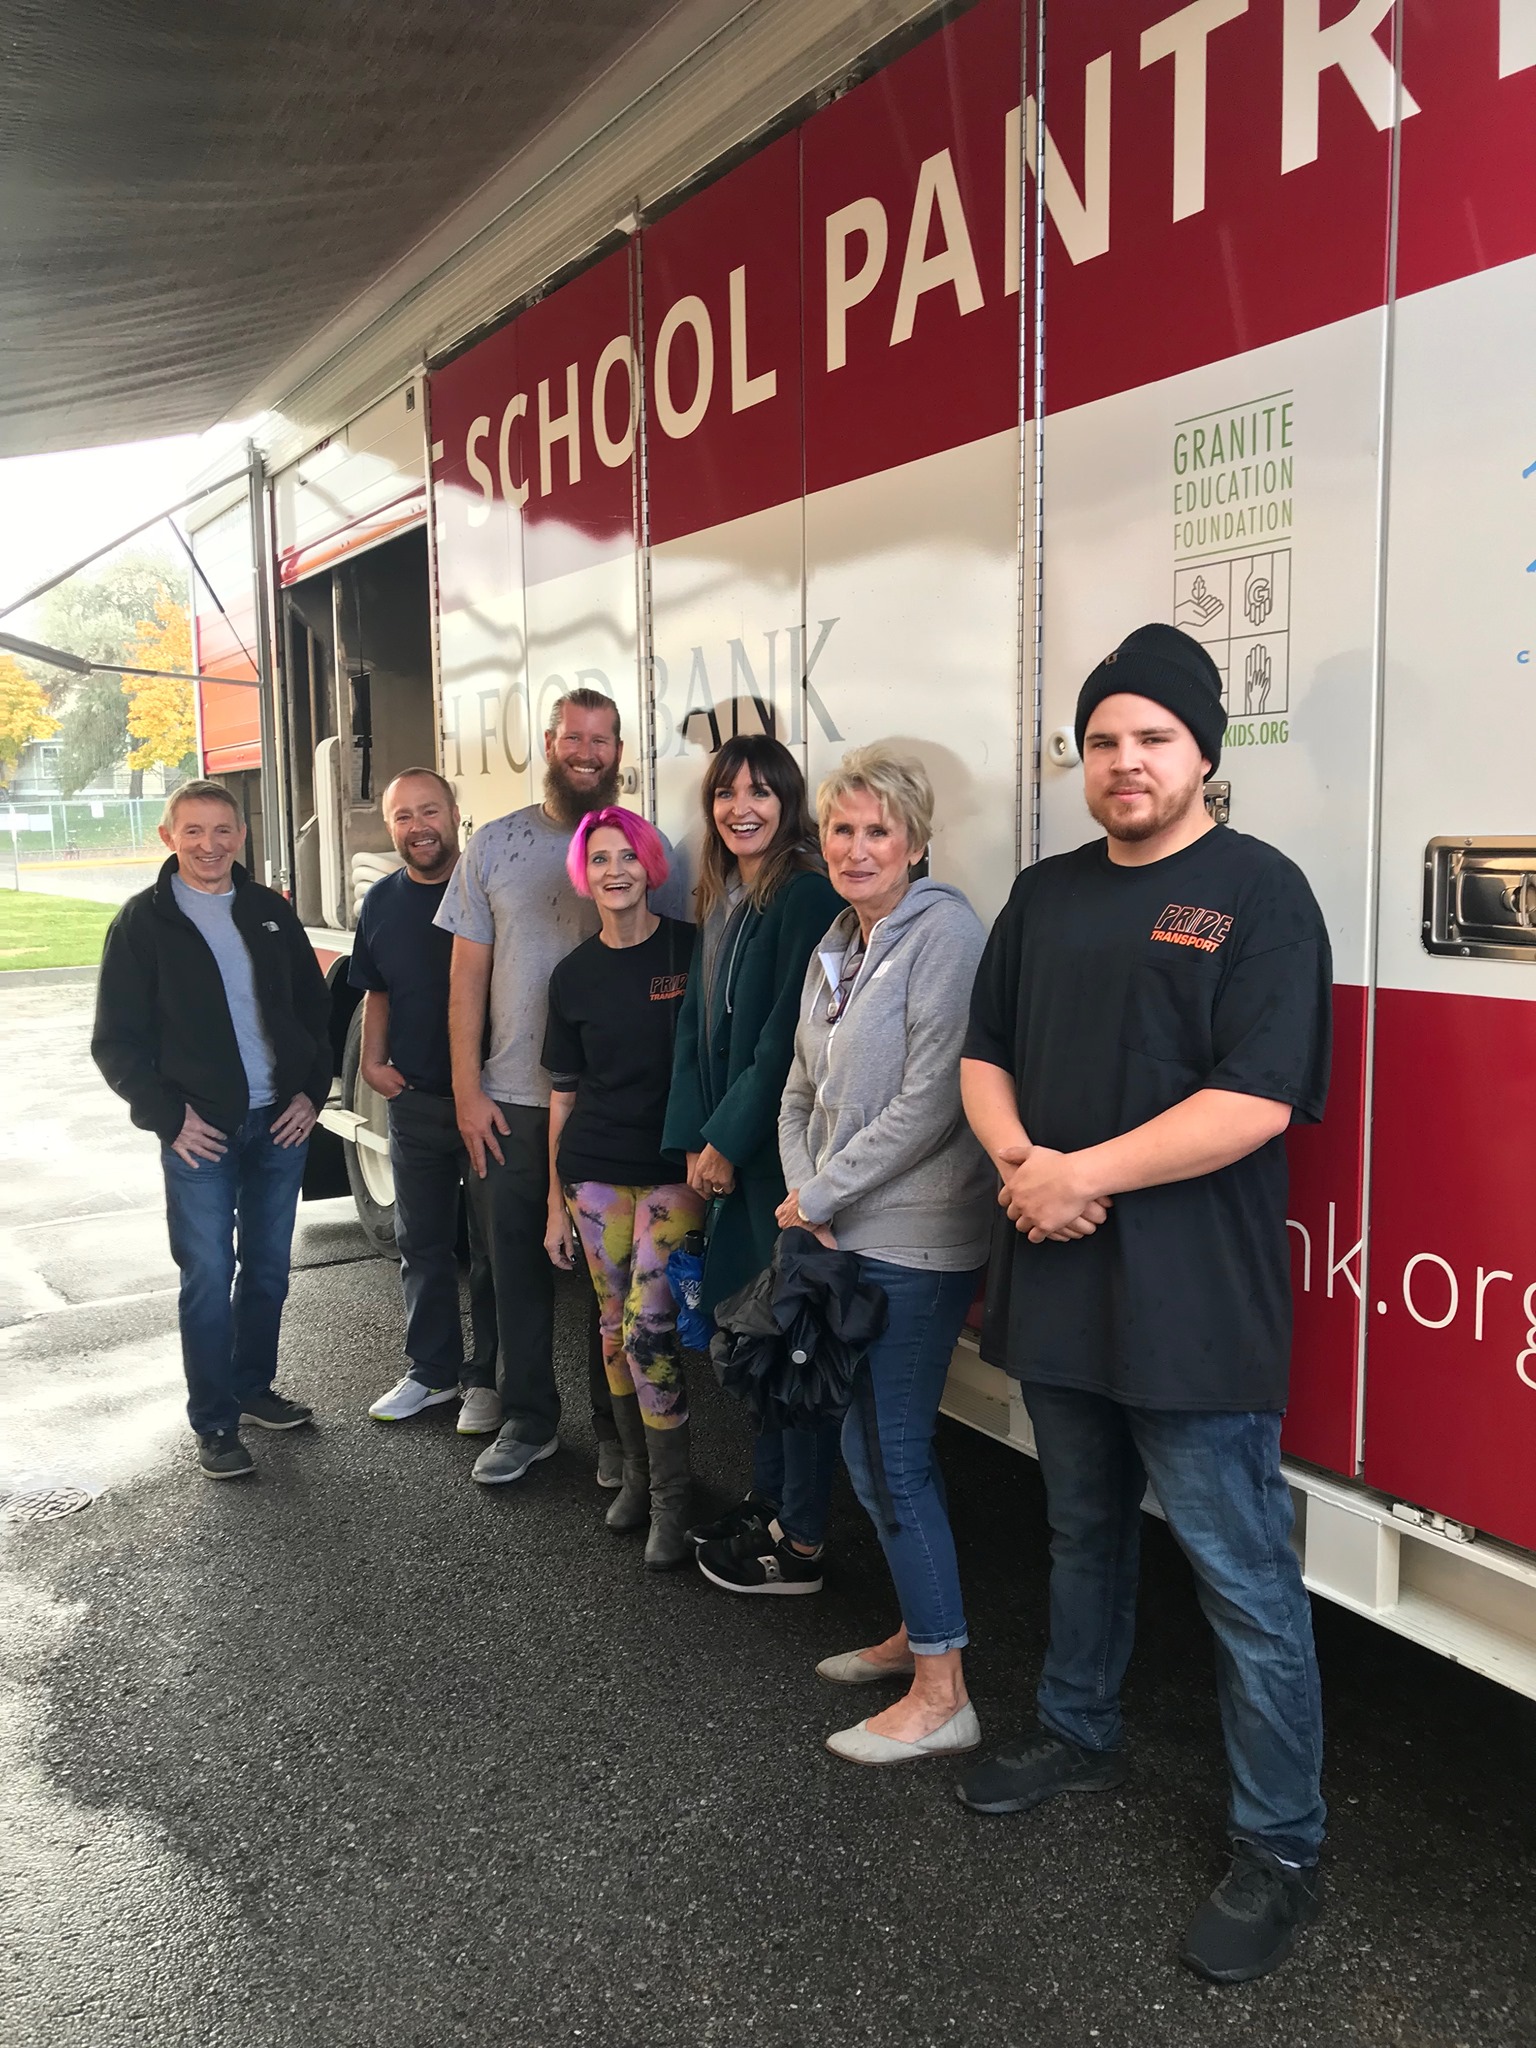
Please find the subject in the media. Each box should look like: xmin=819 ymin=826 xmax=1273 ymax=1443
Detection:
xmin=0 ymin=796 xmax=159 ymax=865
xmin=0 ymin=797 xmax=168 ymax=905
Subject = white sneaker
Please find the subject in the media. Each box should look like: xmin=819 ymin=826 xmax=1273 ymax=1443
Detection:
xmin=457 ymin=1385 xmax=503 ymax=1436
xmin=368 ymin=1376 xmax=457 ymax=1423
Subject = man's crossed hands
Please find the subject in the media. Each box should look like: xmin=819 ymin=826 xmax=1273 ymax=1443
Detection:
xmin=996 ymin=1143 xmax=1113 ymax=1245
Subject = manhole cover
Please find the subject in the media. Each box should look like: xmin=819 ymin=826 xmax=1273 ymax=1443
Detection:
xmin=1 ymin=1486 xmax=95 ymax=1524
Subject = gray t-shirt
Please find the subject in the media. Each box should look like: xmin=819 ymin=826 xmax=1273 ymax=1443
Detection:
xmin=434 ymin=803 xmax=688 ymax=1108
xmin=171 ymin=874 xmax=277 ymax=1109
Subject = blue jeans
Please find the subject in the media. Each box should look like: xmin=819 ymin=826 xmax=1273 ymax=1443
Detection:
xmin=840 ymin=1261 xmax=978 ymax=1655
xmin=752 ymin=1421 xmax=840 ymax=1550
xmin=161 ymin=1109 xmax=309 ymax=1437
xmin=1024 ymin=1386 xmax=1325 ymax=1866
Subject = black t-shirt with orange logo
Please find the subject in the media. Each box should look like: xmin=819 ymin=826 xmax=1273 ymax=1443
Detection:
xmin=964 ymin=827 xmax=1332 ymax=1411
xmin=543 ymin=915 xmax=694 ymax=1186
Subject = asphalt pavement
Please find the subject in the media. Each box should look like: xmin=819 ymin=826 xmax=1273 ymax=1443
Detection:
xmin=5 ymin=858 xmax=161 ymax=906
xmin=2 ymin=977 xmax=1533 ymax=2048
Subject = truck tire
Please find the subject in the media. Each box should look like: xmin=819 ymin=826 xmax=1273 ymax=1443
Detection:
xmin=340 ymin=1005 xmax=398 ymax=1256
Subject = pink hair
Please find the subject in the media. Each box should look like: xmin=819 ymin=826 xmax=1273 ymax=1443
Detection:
xmin=566 ymin=806 xmax=670 ymax=898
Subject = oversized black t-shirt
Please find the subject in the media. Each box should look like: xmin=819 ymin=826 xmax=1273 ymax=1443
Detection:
xmin=542 ymin=916 xmax=694 ymax=1185
xmin=348 ymin=868 xmax=454 ymax=1095
xmin=964 ymin=827 xmax=1332 ymax=1411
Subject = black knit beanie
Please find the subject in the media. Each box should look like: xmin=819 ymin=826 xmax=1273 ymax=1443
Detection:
xmin=1073 ymin=622 xmax=1227 ymax=778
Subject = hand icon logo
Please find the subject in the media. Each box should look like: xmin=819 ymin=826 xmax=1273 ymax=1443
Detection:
xmin=1243 ymin=642 xmax=1272 ymax=714
xmin=1175 ymin=572 xmax=1223 ymax=630
xmin=1244 ymin=559 xmax=1273 ymax=627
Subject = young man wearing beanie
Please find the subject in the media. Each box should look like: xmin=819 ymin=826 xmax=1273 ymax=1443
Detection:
xmin=959 ymin=622 xmax=1332 ymax=1984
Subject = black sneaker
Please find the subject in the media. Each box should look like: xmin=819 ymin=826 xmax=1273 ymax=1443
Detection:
xmin=1180 ymin=1842 xmax=1322 ymax=1984
xmin=198 ymin=1431 xmax=255 ymax=1480
xmin=240 ymin=1391 xmax=314 ymax=1431
xmin=696 ymin=1519 xmax=824 ymax=1595
xmin=955 ymin=1728 xmax=1126 ymax=1815
xmin=686 ymin=1490 xmax=776 ymax=1549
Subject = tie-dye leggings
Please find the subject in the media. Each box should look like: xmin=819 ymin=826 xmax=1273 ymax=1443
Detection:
xmin=565 ymin=1183 xmax=706 ymax=1430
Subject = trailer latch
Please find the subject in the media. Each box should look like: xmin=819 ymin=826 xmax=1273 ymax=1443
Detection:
xmin=1391 ymin=1501 xmax=1474 ymax=1543
xmin=1423 ymin=838 xmax=1536 ymax=962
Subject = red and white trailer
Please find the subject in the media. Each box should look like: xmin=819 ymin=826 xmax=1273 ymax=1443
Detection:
xmin=184 ymin=0 xmax=1536 ymax=1695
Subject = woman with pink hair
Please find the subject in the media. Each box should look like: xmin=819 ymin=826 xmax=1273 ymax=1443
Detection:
xmin=541 ymin=807 xmax=703 ymax=1567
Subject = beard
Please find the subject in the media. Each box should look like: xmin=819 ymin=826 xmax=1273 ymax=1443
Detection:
xmin=543 ymin=757 xmax=621 ymax=825
xmin=398 ymin=829 xmax=457 ymax=878
xmin=1087 ymin=765 xmax=1207 ymax=844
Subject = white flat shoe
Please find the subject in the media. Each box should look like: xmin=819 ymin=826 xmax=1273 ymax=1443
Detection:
xmin=816 ymin=1649 xmax=918 ymax=1686
xmin=825 ymin=1702 xmax=981 ymax=1766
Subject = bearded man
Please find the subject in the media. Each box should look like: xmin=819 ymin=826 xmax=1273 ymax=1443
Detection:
xmin=959 ymin=624 xmax=1334 ymax=1985
xmin=437 ymin=688 xmax=687 ymax=1485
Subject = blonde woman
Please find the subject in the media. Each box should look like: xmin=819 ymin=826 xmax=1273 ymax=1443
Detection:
xmin=778 ymin=747 xmax=994 ymax=1761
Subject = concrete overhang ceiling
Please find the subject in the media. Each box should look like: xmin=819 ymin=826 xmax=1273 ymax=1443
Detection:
xmin=0 ymin=0 xmax=681 ymax=457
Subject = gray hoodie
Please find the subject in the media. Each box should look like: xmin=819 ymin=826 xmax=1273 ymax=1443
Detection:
xmin=778 ymin=879 xmax=995 ymax=1270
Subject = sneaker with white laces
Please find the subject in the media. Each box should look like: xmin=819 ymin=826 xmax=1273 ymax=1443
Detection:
xmin=368 ymin=1376 xmax=458 ymax=1423
xmin=457 ymin=1385 xmax=503 ymax=1436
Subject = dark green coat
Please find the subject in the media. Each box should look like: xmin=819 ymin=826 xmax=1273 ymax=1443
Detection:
xmin=663 ymin=867 xmax=842 ymax=1311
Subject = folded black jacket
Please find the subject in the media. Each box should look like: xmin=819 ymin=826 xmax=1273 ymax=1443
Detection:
xmin=92 ymin=855 xmax=332 ymax=1144
xmin=709 ymin=1227 xmax=889 ymax=1432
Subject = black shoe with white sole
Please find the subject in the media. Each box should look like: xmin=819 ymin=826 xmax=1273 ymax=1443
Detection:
xmin=1180 ymin=1843 xmax=1322 ymax=1984
xmin=240 ymin=1391 xmax=314 ymax=1431
xmin=686 ymin=1490 xmax=776 ymax=1549
xmin=198 ymin=1431 xmax=255 ymax=1480
xmin=696 ymin=1518 xmax=824 ymax=1595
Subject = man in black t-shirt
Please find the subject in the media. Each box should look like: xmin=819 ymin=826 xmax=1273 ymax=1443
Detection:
xmin=350 ymin=770 xmax=500 ymax=1434
xmin=960 ymin=623 xmax=1332 ymax=1987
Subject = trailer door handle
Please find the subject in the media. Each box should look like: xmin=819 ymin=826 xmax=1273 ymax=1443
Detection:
xmin=1498 ymin=874 xmax=1535 ymax=927
xmin=1424 ymin=839 xmax=1536 ymax=960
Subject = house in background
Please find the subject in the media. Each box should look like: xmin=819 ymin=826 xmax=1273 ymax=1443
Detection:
xmin=8 ymin=737 xmax=173 ymax=804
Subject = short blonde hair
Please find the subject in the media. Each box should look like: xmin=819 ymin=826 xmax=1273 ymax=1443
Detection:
xmin=816 ymin=745 xmax=933 ymax=855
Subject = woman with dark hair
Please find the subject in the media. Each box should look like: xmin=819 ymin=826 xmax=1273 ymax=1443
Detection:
xmin=662 ymin=734 xmax=843 ymax=1596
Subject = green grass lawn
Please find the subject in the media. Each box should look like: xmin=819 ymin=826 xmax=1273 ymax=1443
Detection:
xmin=0 ymin=891 xmax=116 ymax=971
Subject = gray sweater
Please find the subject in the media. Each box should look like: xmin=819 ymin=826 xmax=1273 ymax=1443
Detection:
xmin=778 ymin=880 xmax=995 ymax=1271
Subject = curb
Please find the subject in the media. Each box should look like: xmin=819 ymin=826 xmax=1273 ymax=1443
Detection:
xmin=0 ymin=964 xmax=101 ymax=986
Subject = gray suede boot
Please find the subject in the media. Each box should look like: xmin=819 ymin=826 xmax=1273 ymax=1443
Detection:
xmin=604 ymin=1392 xmax=650 ymax=1534
xmin=643 ymin=1418 xmax=694 ymax=1570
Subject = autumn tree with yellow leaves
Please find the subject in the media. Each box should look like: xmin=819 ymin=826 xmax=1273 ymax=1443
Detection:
xmin=0 ymin=655 xmax=59 ymax=785
xmin=122 ymin=588 xmax=197 ymax=776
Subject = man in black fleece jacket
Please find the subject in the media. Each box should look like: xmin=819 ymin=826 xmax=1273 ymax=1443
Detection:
xmin=93 ymin=781 xmax=332 ymax=1480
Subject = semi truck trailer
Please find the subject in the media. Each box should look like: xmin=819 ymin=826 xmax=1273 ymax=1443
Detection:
xmin=182 ymin=0 xmax=1536 ymax=1699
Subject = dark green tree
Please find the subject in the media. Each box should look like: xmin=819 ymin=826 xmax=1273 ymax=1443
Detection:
xmin=40 ymin=553 xmax=185 ymax=797
xmin=57 ymin=673 xmax=132 ymax=797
